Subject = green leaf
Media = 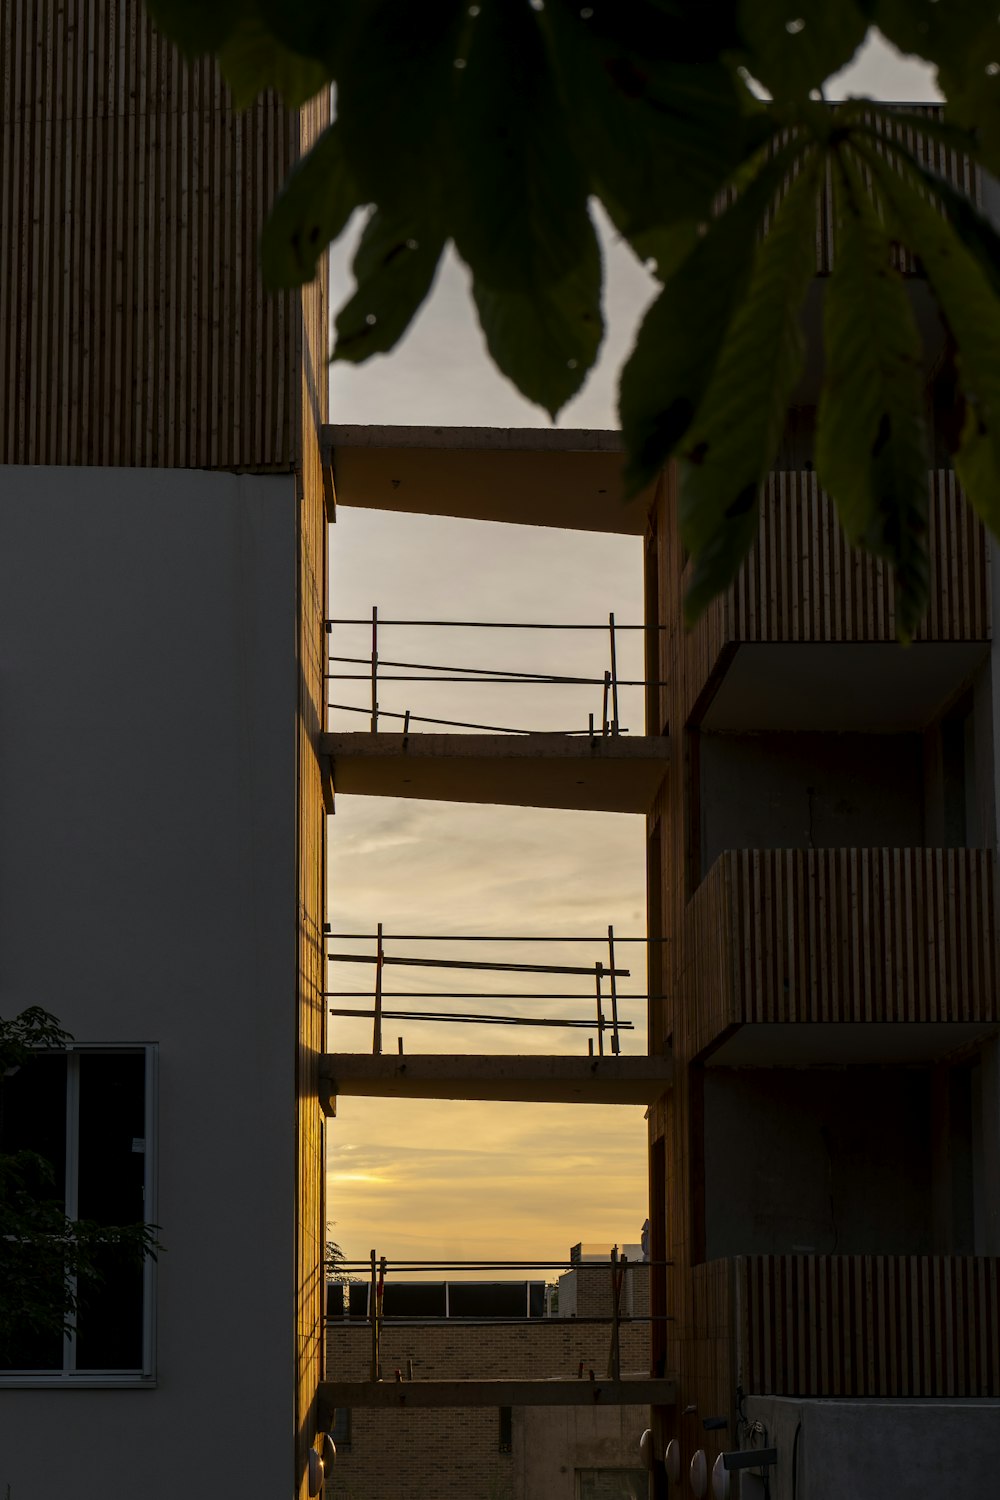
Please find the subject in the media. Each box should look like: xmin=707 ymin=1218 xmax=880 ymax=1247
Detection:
xmin=815 ymin=151 xmax=929 ymax=641
xmin=333 ymin=211 xmax=446 ymax=363
xmin=470 ymin=228 xmax=604 ymax=419
xmin=856 ymin=137 xmax=1000 ymax=536
xmin=260 ymin=122 xmax=358 ymax=290
xmin=218 ymin=18 xmax=329 ymax=109
xmin=144 ymin=0 xmax=244 ymax=54
xmin=618 ymin=130 xmax=811 ymax=494
xmin=541 ymin=1 xmax=750 ymax=238
xmin=334 ymin=0 xmax=467 ymax=219
xmin=737 ymin=0 xmax=870 ymax=98
xmin=679 ymin=148 xmax=823 ymax=622
xmin=450 ymin=0 xmax=593 ymax=296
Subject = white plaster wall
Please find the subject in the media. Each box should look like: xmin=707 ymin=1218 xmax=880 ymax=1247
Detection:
xmin=0 ymin=466 xmax=299 ymax=1498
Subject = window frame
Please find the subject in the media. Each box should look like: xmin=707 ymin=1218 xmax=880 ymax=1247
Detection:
xmin=0 ymin=1042 xmax=158 ymax=1388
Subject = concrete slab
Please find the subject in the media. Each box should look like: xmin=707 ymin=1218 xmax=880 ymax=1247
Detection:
xmin=323 ymin=732 xmax=669 ymax=813
xmin=320 ymin=1054 xmax=673 ymax=1111
xmin=323 ymin=424 xmax=657 ymax=534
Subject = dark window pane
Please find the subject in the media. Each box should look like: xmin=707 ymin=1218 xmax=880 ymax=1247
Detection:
xmin=77 ymin=1053 xmax=145 ymax=1223
xmin=75 ymin=1248 xmax=144 ymax=1371
xmin=381 ymin=1282 xmax=446 ymax=1318
xmin=498 ymin=1406 xmax=512 ymax=1453
xmin=331 ymin=1408 xmax=351 ymax=1449
xmin=0 ymin=1054 xmax=68 ymax=1370
xmin=448 ymin=1282 xmax=525 ymax=1318
xmin=74 ymin=1054 xmax=146 ymax=1370
xmin=0 ymin=1054 xmax=67 ymax=1205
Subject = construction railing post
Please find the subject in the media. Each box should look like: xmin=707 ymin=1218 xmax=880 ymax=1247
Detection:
xmin=609 ymin=612 xmax=620 ymax=736
xmin=608 ymin=925 xmax=621 ymax=1055
xmin=594 ymin=962 xmax=606 ymax=1056
xmin=369 ymin=1249 xmax=378 ymax=1381
xmin=607 ymin=1247 xmax=622 ymax=1380
xmin=373 ymin=922 xmax=384 ymax=1056
xmin=370 ymin=604 xmax=379 ymax=732
xmin=602 ymin=671 xmax=611 ymax=737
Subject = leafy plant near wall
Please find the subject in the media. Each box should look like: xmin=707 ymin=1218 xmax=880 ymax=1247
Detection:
xmin=146 ymin=0 xmax=1000 ymax=640
xmin=0 ymin=1008 xmax=160 ymax=1351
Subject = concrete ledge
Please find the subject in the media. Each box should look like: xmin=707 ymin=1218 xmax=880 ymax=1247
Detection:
xmin=322 ymin=424 xmax=656 ymax=534
xmin=320 ymin=1054 xmax=673 ymax=1110
xmin=319 ymin=1377 xmax=677 ymax=1409
xmin=323 ymin=732 xmax=669 ymax=813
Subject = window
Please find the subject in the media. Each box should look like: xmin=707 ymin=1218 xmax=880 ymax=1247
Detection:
xmin=498 ymin=1406 xmax=512 ymax=1454
xmin=330 ymin=1407 xmax=352 ymax=1452
xmin=0 ymin=1046 xmax=156 ymax=1381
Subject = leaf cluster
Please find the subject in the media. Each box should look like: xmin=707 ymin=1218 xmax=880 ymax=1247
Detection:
xmin=146 ymin=0 xmax=1000 ymax=637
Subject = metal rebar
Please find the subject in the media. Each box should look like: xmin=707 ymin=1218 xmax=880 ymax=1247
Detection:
xmin=329 ymin=952 xmax=630 ymax=978
xmin=609 ymin=612 xmax=620 ymax=736
xmin=328 ymin=1007 xmax=635 ymax=1029
xmin=608 ymin=925 xmax=621 ymax=1056
xmin=370 ymin=606 xmax=378 ymax=733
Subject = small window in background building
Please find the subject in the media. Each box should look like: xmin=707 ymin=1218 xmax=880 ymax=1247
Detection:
xmin=576 ymin=1469 xmax=648 ymax=1500
xmin=331 ymin=1407 xmax=352 ymax=1451
xmin=498 ymin=1406 xmax=512 ymax=1453
xmin=0 ymin=1047 xmax=155 ymax=1379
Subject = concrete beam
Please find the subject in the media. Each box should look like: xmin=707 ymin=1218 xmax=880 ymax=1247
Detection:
xmin=320 ymin=1054 xmax=673 ymax=1111
xmin=323 ymin=424 xmax=657 ymax=534
xmin=318 ymin=1377 xmax=677 ymax=1409
xmin=322 ymin=732 xmax=669 ymax=814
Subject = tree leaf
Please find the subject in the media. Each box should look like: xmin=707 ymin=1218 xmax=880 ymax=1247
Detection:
xmin=260 ymin=122 xmax=358 ymax=290
xmin=218 ymin=18 xmax=329 ymax=109
xmin=736 ymin=0 xmax=870 ymax=98
xmin=333 ymin=211 xmax=446 ymax=363
xmin=856 ymin=137 xmax=1000 ymax=536
xmin=144 ymin=0 xmax=244 ymax=54
xmin=541 ymin=0 xmax=750 ymax=239
xmin=618 ymin=131 xmax=811 ymax=495
xmin=334 ymin=0 xmax=467 ymax=220
xmin=679 ymin=148 xmax=822 ymax=622
xmin=470 ymin=228 xmax=604 ymax=419
xmin=815 ymin=151 xmax=929 ymax=642
xmin=450 ymin=0 xmax=593 ymax=297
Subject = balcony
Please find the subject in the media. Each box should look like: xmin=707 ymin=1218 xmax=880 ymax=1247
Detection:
xmin=686 ymin=848 xmax=999 ymax=1061
xmin=734 ymin=1254 xmax=1000 ymax=1398
xmin=666 ymin=470 xmax=990 ymax=727
xmin=322 ymin=612 xmax=668 ymax=813
xmin=322 ymin=927 xmax=672 ymax=1110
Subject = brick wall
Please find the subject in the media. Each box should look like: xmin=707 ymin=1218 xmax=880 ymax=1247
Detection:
xmin=326 ymin=1319 xmax=651 ymax=1500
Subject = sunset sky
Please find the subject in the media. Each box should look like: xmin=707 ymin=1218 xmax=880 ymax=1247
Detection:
xmin=324 ymin=36 xmax=938 ymax=1274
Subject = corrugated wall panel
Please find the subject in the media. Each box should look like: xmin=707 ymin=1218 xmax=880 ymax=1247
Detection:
xmin=0 ymin=0 xmax=298 ymax=470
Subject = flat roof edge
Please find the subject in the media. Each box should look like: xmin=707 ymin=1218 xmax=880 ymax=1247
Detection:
xmin=322 ymin=423 xmax=626 ymax=455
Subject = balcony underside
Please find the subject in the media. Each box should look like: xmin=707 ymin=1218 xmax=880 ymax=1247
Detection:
xmin=321 ymin=1054 xmax=673 ymax=1111
xmin=706 ymin=1020 xmax=998 ymax=1068
xmin=319 ymin=1377 xmax=676 ymax=1409
xmin=322 ymin=424 xmax=655 ymax=534
xmin=323 ymin=732 xmax=668 ymax=813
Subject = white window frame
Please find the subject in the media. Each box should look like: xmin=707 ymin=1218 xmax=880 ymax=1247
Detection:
xmin=0 ymin=1043 xmax=158 ymax=1388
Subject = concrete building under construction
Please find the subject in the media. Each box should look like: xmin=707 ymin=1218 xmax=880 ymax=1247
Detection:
xmin=0 ymin=4 xmax=997 ymax=1495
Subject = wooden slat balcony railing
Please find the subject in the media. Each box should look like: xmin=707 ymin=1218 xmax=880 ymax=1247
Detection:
xmin=736 ymin=1254 xmax=1000 ymax=1398
xmin=687 ymin=848 xmax=999 ymax=1048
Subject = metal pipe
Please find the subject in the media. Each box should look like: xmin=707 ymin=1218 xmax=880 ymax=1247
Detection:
xmin=373 ymin=923 xmax=383 ymax=1056
xmin=370 ymin=606 xmax=378 ymax=732
xmin=608 ymin=925 xmax=621 ymax=1056
xmin=329 ymin=953 xmax=630 ymax=977
xmin=328 ymin=1007 xmax=635 ymax=1029
xmin=609 ymin=612 xmax=620 ymax=736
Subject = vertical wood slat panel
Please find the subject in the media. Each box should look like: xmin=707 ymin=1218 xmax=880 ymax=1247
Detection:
xmin=0 ymin=0 xmax=299 ymax=471
xmin=739 ymin=1256 xmax=1000 ymax=1398
xmin=686 ymin=848 xmax=998 ymax=1051
xmin=679 ymin=469 xmax=990 ymax=726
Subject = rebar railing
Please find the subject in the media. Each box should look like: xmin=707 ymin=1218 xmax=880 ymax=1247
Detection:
xmin=326 ymin=611 xmax=668 ymax=737
xmin=327 ymin=1251 xmax=674 ymax=1383
xmin=325 ymin=927 xmax=667 ymax=1056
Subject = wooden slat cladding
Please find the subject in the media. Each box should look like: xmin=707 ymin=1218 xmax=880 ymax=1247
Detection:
xmin=687 ymin=848 xmax=999 ymax=1047
xmin=676 ymin=471 xmax=990 ymax=724
xmin=716 ymin=106 xmax=981 ymax=274
xmin=295 ymin=86 xmax=332 ymax=1500
xmin=0 ymin=0 xmax=300 ymax=469
xmin=731 ymin=471 xmax=989 ymax=644
xmin=738 ymin=1255 xmax=1000 ymax=1398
